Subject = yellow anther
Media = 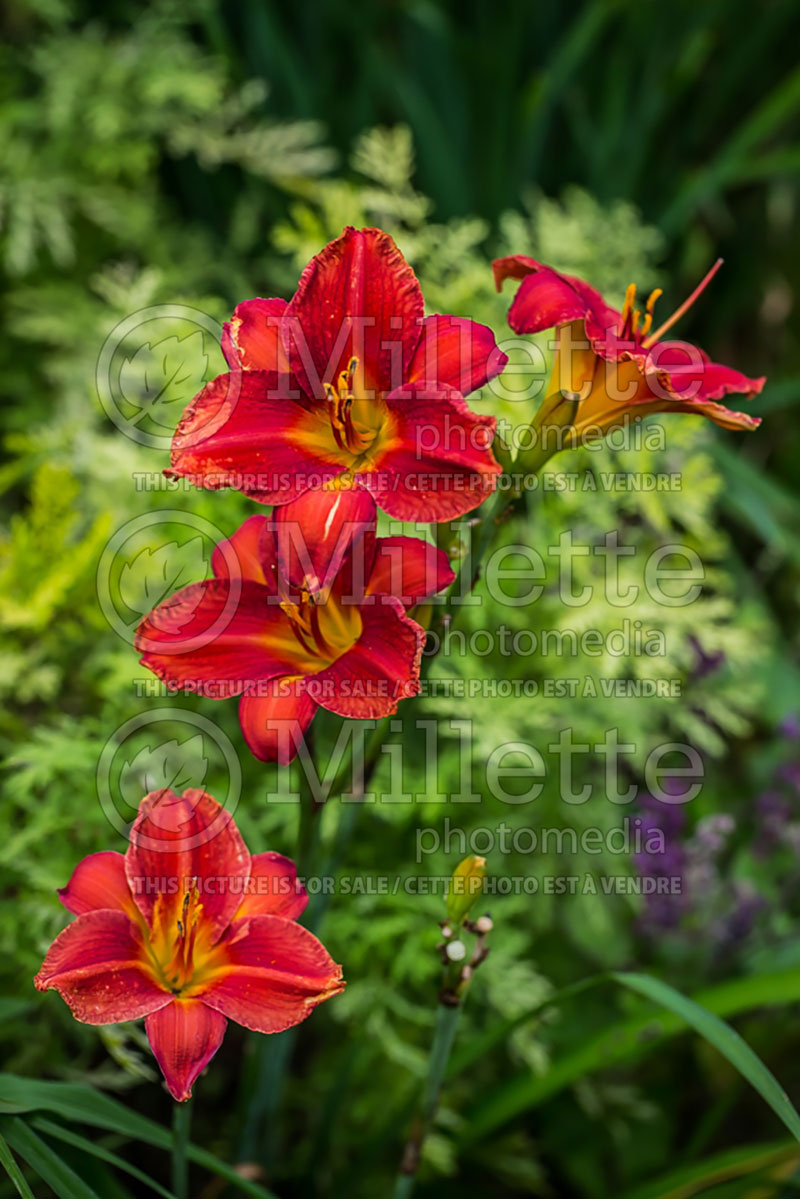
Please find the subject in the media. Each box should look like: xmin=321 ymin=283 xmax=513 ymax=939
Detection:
xmin=632 ymin=308 xmax=641 ymax=333
xmin=620 ymin=282 xmax=637 ymax=323
xmin=641 ymin=312 xmax=653 ymax=336
xmin=303 ymin=575 xmax=322 ymax=601
xmin=337 ymin=368 xmax=352 ymax=396
xmin=645 ymin=288 xmax=663 ymax=313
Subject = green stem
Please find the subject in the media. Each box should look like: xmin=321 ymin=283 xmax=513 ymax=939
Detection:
xmin=427 ymin=482 xmax=523 ymax=667
xmin=296 ymin=786 xmax=323 ymax=877
xmin=324 ymin=716 xmax=392 ymax=803
xmin=239 ymin=728 xmax=321 ymax=1170
xmin=421 ymin=1004 xmax=462 ymax=1125
xmin=394 ymin=1003 xmax=463 ymax=1197
xmin=239 ymin=485 xmax=523 ymax=1178
xmin=240 ymin=716 xmax=391 ymax=1169
xmin=253 ymin=1027 xmax=298 ymax=1169
xmin=296 ymin=721 xmax=322 ymax=874
xmin=171 ymin=1100 xmax=191 ymax=1199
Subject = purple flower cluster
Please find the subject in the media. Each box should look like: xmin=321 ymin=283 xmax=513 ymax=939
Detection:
xmin=635 ymin=717 xmax=800 ymax=957
xmin=635 ymin=794 xmax=761 ymax=950
xmin=755 ymin=716 xmax=800 ymax=856
xmin=634 ymin=791 xmax=690 ymax=931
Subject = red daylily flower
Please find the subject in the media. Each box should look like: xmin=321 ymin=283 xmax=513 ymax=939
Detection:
xmin=167 ymin=227 xmax=507 ymax=521
xmin=135 ymin=490 xmax=454 ymax=764
xmin=35 ymin=788 xmax=343 ymax=1102
xmin=493 ymin=255 xmax=764 ymax=453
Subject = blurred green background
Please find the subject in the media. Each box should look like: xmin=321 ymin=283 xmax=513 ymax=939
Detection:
xmin=2 ymin=0 xmax=800 ymax=1196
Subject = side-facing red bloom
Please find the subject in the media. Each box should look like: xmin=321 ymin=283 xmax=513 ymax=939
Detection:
xmin=168 ymin=227 xmax=507 ymax=521
xmin=35 ymin=788 xmax=343 ymax=1102
xmin=493 ymin=255 xmax=764 ymax=450
xmin=135 ymin=490 xmax=454 ymax=764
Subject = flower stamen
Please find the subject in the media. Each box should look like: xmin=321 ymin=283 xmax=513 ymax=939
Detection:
xmin=642 ymin=259 xmax=723 ymax=348
xmin=323 ymin=356 xmax=378 ymax=456
xmin=280 ymin=593 xmax=319 ymax=658
xmin=619 ymin=283 xmax=637 ymax=337
xmin=646 ymin=288 xmax=663 ymax=313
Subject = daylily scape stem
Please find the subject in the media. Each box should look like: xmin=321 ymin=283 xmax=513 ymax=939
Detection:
xmin=394 ymin=890 xmax=492 ymax=1197
xmin=171 ymin=1099 xmax=191 ymax=1199
xmin=394 ymin=1003 xmax=462 ymax=1199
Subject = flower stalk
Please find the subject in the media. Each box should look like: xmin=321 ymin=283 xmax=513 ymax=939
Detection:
xmin=171 ymin=1099 xmax=191 ymax=1199
xmin=394 ymin=862 xmax=492 ymax=1196
xmin=394 ymin=1004 xmax=463 ymax=1199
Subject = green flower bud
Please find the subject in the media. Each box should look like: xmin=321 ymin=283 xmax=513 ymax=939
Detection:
xmin=446 ymin=855 xmax=486 ymax=926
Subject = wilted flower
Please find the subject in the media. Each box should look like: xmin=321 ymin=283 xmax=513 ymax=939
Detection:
xmin=168 ymin=227 xmax=507 ymax=521
xmin=136 ymin=489 xmax=454 ymax=764
xmin=35 ymin=789 xmax=343 ymax=1101
xmin=493 ymin=255 xmax=764 ymax=465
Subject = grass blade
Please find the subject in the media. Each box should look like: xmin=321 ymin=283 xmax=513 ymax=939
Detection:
xmin=31 ymin=1117 xmax=175 ymax=1199
xmin=0 ymin=1129 xmax=35 ymax=1199
xmin=0 ymin=1075 xmax=277 ymax=1198
xmin=621 ymin=1139 xmax=800 ymax=1199
xmin=611 ymin=972 xmax=800 ymax=1141
xmin=1 ymin=1117 xmax=100 ymax=1199
xmin=463 ymin=967 xmax=800 ymax=1141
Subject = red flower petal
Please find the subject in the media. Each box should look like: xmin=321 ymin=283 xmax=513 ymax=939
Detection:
xmin=276 ymin=488 xmax=376 ymax=598
xmin=126 ymin=789 xmax=250 ymax=941
xmin=145 ymin=999 xmax=227 ymax=1102
xmin=328 ymin=521 xmax=378 ymax=608
xmin=491 ymin=253 xmax=539 ymax=286
xmin=313 ymin=598 xmax=423 ymax=718
xmin=34 ymin=910 xmax=169 ymax=1024
xmin=495 ymin=258 xmax=764 ymax=440
xmin=372 ymin=384 xmax=500 ymax=521
xmin=201 ymin=914 xmax=344 ymax=1034
xmin=407 ymin=315 xmax=508 ymax=397
xmin=58 ymin=851 xmax=133 ymax=917
xmin=136 ymin=579 xmax=302 ymax=695
xmin=238 ymin=679 xmax=318 ymax=766
xmin=235 ymin=852 xmax=308 ymax=921
xmin=676 ymin=398 xmax=762 ymax=431
xmin=168 ymin=370 xmax=345 ymax=505
xmin=284 ymin=226 xmax=424 ymax=397
xmin=366 ymin=536 xmax=454 ymax=610
xmin=646 ymin=340 xmax=765 ymax=406
xmin=211 ymin=514 xmax=277 ymax=590
xmin=221 ymin=298 xmax=288 ymax=372
xmin=493 ymin=256 xmax=617 ymax=337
